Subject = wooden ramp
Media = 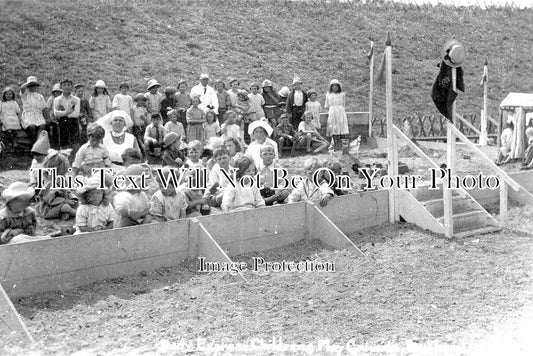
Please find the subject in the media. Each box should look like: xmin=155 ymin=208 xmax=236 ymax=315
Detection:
xmin=399 ymin=185 xmax=502 ymax=238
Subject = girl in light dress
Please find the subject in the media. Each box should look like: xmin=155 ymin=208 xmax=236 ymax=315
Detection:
xmin=305 ymin=89 xmax=321 ymax=129
xmin=0 ymin=87 xmax=22 ymax=148
xmin=20 ymin=76 xmax=47 ymax=143
xmin=74 ymin=175 xmax=114 ymax=234
xmin=324 ymin=79 xmax=349 ymax=150
xmin=89 ymin=80 xmax=112 ymax=120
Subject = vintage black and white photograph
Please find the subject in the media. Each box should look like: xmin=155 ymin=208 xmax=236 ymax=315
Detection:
xmin=0 ymin=0 xmax=532 ymax=354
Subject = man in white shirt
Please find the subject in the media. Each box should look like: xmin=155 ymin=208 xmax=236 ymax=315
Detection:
xmin=53 ymin=78 xmax=81 ymax=152
xmin=190 ymin=73 xmax=219 ymax=114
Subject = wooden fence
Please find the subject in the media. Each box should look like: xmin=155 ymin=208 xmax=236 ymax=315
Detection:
xmin=371 ymin=113 xmax=498 ymax=141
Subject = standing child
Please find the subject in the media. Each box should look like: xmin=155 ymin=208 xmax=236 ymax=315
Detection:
xmin=235 ymin=90 xmax=253 ymax=144
xmin=0 ymin=87 xmax=22 ymax=148
xmin=20 ymin=76 xmax=47 ymax=144
xmin=36 ymin=152 xmax=78 ymax=220
xmin=261 ymin=80 xmax=280 ymax=128
xmin=297 ymin=111 xmax=329 ymax=154
xmin=72 ymin=124 xmax=112 ymax=176
xmin=150 ymin=167 xmax=188 ymax=222
xmin=286 ymin=75 xmax=307 ymax=128
xmin=175 ymin=80 xmax=190 ymax=133
xmin=112 ymin=82 xmax=134 ymax=120
xmin=160 ymin=86 xmax=177 ymax=123
xmin=305 ymin=89 xmax=321 ymax=129
xmin=131 ymin=93 xmax=150 ymax=153
xmin=221 ymin=155 xmax=265 ymax=213
xmin=74 ymin=176 xmax=114 ymax=234
xmin=144 ymin=79 xmax=163 ymax=115
xmin=186 ymin=95 xmax=206 ymax=143
xmin=164 ymin=109 xmax=186 ymax=144
xmin=144 ymin=113 xmax=166 ymax=157
xmin=45 ymin=84 xmax=62 ymax=147
xmin=324 ymin=79 xmax=349 ymax=150
xmin=0 ymin=182 xmax=37 ymax=244
xmin=226 ymin=78 xmax=240 ymax=109
xmin=204 ymin=110 xmax=220 ymax=142
xmin=248 ymin=82 xmax=265 ymax=122
xmin=215 ymin=80 xmax=231 ymax=124
xmin=183 ymin=140 xmax=210 ymax=216
xmin=89 ymin=80 xmax=112 ymax=120
xmin=74 ymin=84 xmax=93 ymax=143
xmin=112 ymin=164 xmax=152 ymax=228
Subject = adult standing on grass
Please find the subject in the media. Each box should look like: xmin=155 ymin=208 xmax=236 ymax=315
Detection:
xmin=53 ymin=78 xmax=81 ymax=152
xmin=190 ymin=73 xmax=218 ymax=115
xmin=19 ymin=76 xmax=47 ymax=144
xmin=286 ymin=74 xmax=307 ymax=128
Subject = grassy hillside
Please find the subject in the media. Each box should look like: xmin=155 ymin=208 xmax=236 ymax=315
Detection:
xmin=1 ymin=0 xmax=532 ymax=121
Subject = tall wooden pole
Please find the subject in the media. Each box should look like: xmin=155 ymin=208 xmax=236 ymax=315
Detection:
xmin=444 ymin=67 xmax=457 ymax=238
xmin=385 ymin=33 xmax=397 ymax=223
xmin=480 ymin=58 xmax=488 ymax=146
xmin=368 ymin=40 xmax=374 ymax=138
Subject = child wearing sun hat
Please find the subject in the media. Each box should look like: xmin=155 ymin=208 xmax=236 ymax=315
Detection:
xmin=74 ymin=175 xmax=114 ymax=234
xmin=0 ymin=182 xmax=37 ymax=244
xmin=89 ymin=80 xmax=112 ymax=120
xmin=145 ymin=79 xmax=163 ymax=115
xmin=20 ymin=76 xmax=47 ymax=144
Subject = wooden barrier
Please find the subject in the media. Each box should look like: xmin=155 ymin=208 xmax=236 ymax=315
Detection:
xmin=0 ymin=191 xmax=392 ymax=300
xmin=0 ymin=219 xmax=189 ymax=298
xmin=319 ymin=190 xmax=389 ymax=234
xmin=197 ymin=203 xmax=307 ymax=256
xmin=466 ymin=171 xmax=533 ymax=207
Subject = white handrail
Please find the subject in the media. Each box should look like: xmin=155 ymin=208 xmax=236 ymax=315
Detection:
xmin=456 ymin=114 xmax=481 ymax=135
xmin=392 ymin=125 xmax=440 ymax=169
xmin=447 ymin=122 xmax=520 ymax=191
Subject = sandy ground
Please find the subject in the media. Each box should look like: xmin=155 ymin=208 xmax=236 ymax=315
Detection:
xmin=0 ymin=142 xmax=532 ymax=355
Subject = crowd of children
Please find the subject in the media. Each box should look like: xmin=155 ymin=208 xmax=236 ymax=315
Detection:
xmin=0 ymin=73 xmax=358 ymax=244
xmin=1 ymin=74 xmax=351 ymax=157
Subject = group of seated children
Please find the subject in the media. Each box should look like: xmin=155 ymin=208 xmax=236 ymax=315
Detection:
xmin=0 ymin=115 xmax=349 ymax=244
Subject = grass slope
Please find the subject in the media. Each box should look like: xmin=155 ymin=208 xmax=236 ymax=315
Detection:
xmin=0 ymin=0 xmax=532 ymax=121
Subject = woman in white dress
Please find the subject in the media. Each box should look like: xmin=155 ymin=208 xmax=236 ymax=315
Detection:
xmin=98 ymin=110 xmax=139 ymax=166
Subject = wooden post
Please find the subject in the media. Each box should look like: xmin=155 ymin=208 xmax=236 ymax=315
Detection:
xmin=480 ymin=58 xmax=488 ymax=146
xmin=444 ymin=67 xmax=457 ymax=238
xmin=500 ymin=180 xmax=508 ymax=225
xmin=368 ymin=40 xmax=374 ymax=138
xmin=385 ymin=33 xmax=396 ymax=222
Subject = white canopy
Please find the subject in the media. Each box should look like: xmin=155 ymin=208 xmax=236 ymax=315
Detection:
xmin=499 ymin=92 xmax=533 ymax=109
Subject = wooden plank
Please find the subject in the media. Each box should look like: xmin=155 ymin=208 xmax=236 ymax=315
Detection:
xmin=500 ymin=182 xmax=508 ymax=225
xmin=0 ymin=283 xmax=34 ymax=344
xmin=510 ymin=171 xmax=533 ymax=194
xmin=393 ymin=125 xmax=440 ymax=169
xmin=398 ymin=190 xmax=446 ymax=235
xmin=309 ymin=203 xmax=364 ymax=255
xmin=196 ymin=221 xmax=246 ymax=282
xmin=197 ymin=203 xmax=306 ymax=245
xmin=448 ymin=122 xmax=521 ymax=191
xmin=486 ymin=114 xmax=499 ymax=127
xmin=319 ymin=191 xmax=389 ymax=234
xmin=456 ymin=113 xmax=481 ymax=135
xmin=221 ymin=233 xmax=303 ymax=257
xmin=0 ymin=220 xmax=189 ymax=298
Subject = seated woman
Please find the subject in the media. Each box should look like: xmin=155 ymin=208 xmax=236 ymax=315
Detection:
xmin=98 ymin=110 xmax=139 ymax=167
xmin=244 ymin=120 xmax=278 ymax=169
xmin=520 ymin=127 xmax=533 ymax=170
xmin=496 ymin=122 xmax=514 ymax=165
